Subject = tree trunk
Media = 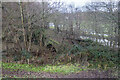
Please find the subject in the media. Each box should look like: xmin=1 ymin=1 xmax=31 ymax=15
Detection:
xmin=26 ymin=6 xmax=32 ymax=52
xmin=19 ymin=2 xmax=27 ymax=50
xmin=118 ymin=2 xmax=120 ymax=49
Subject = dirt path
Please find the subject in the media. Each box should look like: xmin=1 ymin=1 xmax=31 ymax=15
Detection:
xmin=2 ymin=69 xmax=118 ymax=78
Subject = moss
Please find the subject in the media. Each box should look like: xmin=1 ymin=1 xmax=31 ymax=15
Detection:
xmin=49 ymin=38 xmax=59 ymax=44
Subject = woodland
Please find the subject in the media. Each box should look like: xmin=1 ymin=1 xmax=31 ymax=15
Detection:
xmin=0 ymin=1 xmax=119 ymax=78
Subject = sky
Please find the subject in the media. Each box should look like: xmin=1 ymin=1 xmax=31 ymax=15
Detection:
xmin=50 ymin=0 xmax=91 ymax=7
xmin=60 ymin=0 xmax=91 ymax=7
xmin=51 ymin=0 xmax=119 ymax=7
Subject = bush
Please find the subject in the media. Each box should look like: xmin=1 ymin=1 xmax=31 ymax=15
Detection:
xmin=21 ymin=49 xmax=32 ymax=59
xmin=86 ymin=45 xmax=119 ymax=69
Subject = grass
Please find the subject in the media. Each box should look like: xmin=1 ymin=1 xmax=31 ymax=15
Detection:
xmin=2 ymin=62 xmax=41 ymax=72
xmin=42 ymin=63 xmax=87 ymax=74
xmin=0 ymin=61 xmax=1 ymax=68
xmin=2 ymin=62 xmax=86 ymax=74
xmin=49 ymin=26 xmax=55 ymax=29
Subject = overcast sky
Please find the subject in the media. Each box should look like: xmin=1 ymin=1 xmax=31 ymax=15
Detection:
xmin=51 ymin=0 xmax=118 ymax=7
xmin=50 ymin=0 xmax=91 ymax=7
xmin=60 ymin=0 xmax=91 ymax=7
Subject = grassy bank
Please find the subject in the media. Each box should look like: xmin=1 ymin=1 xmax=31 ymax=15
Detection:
xmin=2 ymin=62 xmax=87 ymax=74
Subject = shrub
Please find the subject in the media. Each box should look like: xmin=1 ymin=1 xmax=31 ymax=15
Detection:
xmin=87 ymin=45 xmax=119 ymax=69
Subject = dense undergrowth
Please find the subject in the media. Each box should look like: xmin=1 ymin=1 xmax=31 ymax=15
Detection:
xmin=1 ymin=40 xmax=119 ymax=78
xmin=2 ymin=40 xmax=119 ymax=75
xmin=80 ymin=40 xmax=118 ymax=70
xmin=2 ymin=38 xmax=119 ymax=71
xmin=55 ymin=39 xmax=119 ymax=70
xmin=2 ymin=29 xmax=119 ymax=72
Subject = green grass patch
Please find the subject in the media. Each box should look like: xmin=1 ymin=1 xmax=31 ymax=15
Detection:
xmin=0 ymin=61 xmax=1 ymax=68
xmin=2 ymin=62 xmax=41 ymax=72
xmin=2 ymin=62 xmax=85 ymax=74
xmin=49 ymin=26 xmax=55 ymax=29
xmin=41 ymin=64 xmax=86 ymax=74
